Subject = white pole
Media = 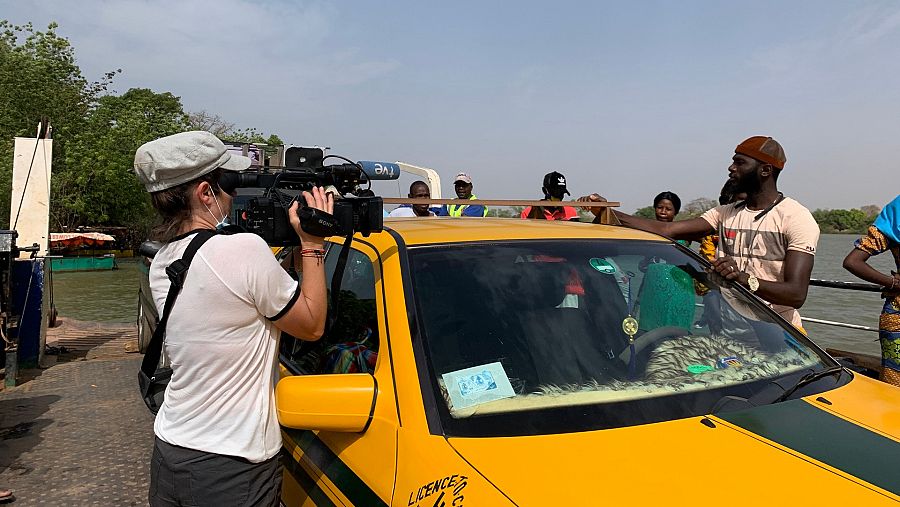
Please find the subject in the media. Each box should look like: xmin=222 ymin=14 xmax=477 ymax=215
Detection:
xmin=10 ymin=136 xmax=52 ymax=258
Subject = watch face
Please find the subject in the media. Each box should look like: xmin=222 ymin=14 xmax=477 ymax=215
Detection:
xmin=748 ymin=275 xmax=760 ymax=292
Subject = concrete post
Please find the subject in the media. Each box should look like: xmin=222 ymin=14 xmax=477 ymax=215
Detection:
xmin=10 ymin=137 xmax=52 ymax=259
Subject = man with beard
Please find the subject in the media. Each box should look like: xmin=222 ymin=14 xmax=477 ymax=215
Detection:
xmin=699 ymin=179 xmax=748 ymax=262
xmin=439 ymin=172 xmax=488 ymax=217
xmin=579 ymin=136 xmax=819 ymax=328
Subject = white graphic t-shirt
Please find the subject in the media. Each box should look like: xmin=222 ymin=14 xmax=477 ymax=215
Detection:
xmin=701 ymin=197 xmax=819 ymax=327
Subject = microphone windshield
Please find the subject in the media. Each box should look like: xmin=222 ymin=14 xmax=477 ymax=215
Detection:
xmin=357 ymin=161 xmax=400 ymax=181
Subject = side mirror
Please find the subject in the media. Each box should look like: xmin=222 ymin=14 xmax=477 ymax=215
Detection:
xmin=275 ymin=374 xmax=376 ymax=432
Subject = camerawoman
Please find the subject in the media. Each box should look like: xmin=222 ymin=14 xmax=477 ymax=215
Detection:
xmin=134 ymin=131 xmax=332 ymax=506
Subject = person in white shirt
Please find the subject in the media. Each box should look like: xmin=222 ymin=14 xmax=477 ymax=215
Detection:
xmin=389 ymin=180 xmax=437 ymax=217
xmin=134 ymin=131 xmax=332 ymax=507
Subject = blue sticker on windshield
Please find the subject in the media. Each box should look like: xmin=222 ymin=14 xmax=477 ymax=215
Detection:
xmin=443 ymin=362 xmax=516 ymax=410
xmin=589 ymin=257 xmax=617 ymax=274
xmin=717 ymin=356 xmax=742 ymax=369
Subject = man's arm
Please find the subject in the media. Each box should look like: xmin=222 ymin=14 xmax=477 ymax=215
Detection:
xmin=579 ymin=194 xmax=713 ymax=241
xmin=714 ymin=251 xmax=815 ymax=308
xmin=614 ymin=212 xmax=714 ymax=241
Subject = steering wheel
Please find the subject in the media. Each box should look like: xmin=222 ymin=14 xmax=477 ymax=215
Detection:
xmin=618 ymin=326 xmax=691 ymax=364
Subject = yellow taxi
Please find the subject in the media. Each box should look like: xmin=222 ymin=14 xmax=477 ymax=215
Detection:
xmin=275 ymin=217 xmax=900 ymax=506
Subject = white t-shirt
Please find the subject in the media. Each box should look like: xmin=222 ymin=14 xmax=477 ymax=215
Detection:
xmin=389 ymin=206 xmax=435 ymax=217
xmin=701 ymin=197 xmax=819 ymax=327
xmin=149 ymin=232 xmax=299 ymax=462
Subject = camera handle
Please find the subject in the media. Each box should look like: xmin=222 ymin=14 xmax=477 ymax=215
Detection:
xmin=295 ymin=201 xmax=342 ymax=238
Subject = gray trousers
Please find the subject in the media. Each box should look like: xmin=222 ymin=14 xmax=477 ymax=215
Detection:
xmin=149 ymin=437 xmax=282 ymax=507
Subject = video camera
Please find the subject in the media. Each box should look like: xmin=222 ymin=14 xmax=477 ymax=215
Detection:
xmin=220 ymin=156 xmax=400 ymax=246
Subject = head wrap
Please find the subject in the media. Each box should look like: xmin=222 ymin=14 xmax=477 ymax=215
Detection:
xmin=735 ymin=136 xmax=786 ymax=169
xmin=874 ymin=194 xmax=900 ymax=245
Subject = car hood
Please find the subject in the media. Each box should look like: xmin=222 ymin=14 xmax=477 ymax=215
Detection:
xmin=448 ymin=386 xmax=900 ymax=505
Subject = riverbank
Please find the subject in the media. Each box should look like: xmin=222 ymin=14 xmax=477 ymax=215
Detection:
xmin=44 ymin=317 xmax=138 ymax=362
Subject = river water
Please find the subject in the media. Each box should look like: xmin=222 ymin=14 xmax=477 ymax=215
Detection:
xmin=51 ymin=258 xmax=143 ymax=324
xmin=803 ymin=234 xmax=893 ymax=356
xmin=50 ymin=234 xmax=895 ymax=356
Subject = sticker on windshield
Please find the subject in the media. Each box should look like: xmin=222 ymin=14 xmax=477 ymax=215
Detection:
xmin=717 ymin=356 xmax=742 ymax=369
xmin=442 ymin=362 xmax=515 ymax=410
xmin=589 ymin=257 xmax=617 ymax=274
xmin=687 ymin=364 xmax=714 ymax=374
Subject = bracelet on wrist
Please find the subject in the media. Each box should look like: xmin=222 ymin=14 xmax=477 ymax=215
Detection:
xmin=299 ymin=248 xmax=325 ymax=261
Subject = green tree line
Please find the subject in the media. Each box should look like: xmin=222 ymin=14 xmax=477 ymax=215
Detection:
xmin=635 ymin=198 xmax=881 ymax=234
xmin=0 ymin=21 xmax=281 ymax=246
xmin=811 ymin=205 xmax=880 ymax=234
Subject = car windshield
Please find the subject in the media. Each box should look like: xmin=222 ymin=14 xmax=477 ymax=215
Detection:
xmin=408 ymin=239 xmax=836 ymax=437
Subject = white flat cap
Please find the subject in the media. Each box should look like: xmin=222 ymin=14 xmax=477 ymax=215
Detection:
xmin=134 ymin=131 xmax=251 ymax=192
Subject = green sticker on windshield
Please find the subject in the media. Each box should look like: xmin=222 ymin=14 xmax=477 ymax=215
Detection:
xmin=589 ymin=258 xmax=617 ymax=274
xmin=687 ymin=364 xmax=714 ymax=374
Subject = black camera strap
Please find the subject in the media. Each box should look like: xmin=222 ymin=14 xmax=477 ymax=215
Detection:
xmin=327 ymin=233 xmax=355 ymax=336
xmin=140 ymin=229 xmax=217 ymax=381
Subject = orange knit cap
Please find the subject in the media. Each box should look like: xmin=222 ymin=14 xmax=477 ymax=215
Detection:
xmin=735 ymin=136 xmax=786 ymax=169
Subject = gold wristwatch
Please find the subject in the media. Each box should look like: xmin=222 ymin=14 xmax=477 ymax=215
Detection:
xmin=747 ymin=274 xmax=760 ymax=292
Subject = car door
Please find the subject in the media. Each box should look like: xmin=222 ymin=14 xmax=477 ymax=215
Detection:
xmin=279 ymin=241 xmax=399 ymax=506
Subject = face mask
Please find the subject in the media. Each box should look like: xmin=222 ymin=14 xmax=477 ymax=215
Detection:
xmin=204 ymin=188 xmax=230 ymax=231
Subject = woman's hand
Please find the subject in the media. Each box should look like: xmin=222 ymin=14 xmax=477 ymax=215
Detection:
xmin=288 ymin=186 xmax=335 ymax=249
xmin=884 ymin=272 xmax=900 ymax=298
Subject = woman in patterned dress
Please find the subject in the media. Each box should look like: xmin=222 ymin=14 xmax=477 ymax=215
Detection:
xmin=843 ymin=194 xmax=900 ymax=386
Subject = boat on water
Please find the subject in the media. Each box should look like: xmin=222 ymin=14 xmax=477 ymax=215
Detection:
xmin=49 ymin=253 xmax=117 ymax=272
xmin=48 ymin=232 xmax=119 ymax=272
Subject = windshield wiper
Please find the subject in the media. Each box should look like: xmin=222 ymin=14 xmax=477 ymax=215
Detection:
xmin=772 ymin=365 xmax=844 ymax=404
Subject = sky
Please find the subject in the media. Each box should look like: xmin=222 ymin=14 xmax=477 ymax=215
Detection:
xmin=4 ymin=0 xmax=900 ymax=212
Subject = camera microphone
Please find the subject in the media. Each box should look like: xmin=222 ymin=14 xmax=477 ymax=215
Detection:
xmin=357 ymin=161 xmax=401 ymax=182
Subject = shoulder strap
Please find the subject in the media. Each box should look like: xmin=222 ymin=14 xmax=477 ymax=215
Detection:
xmin=140 ymin=230 xmax=217 ymax=377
